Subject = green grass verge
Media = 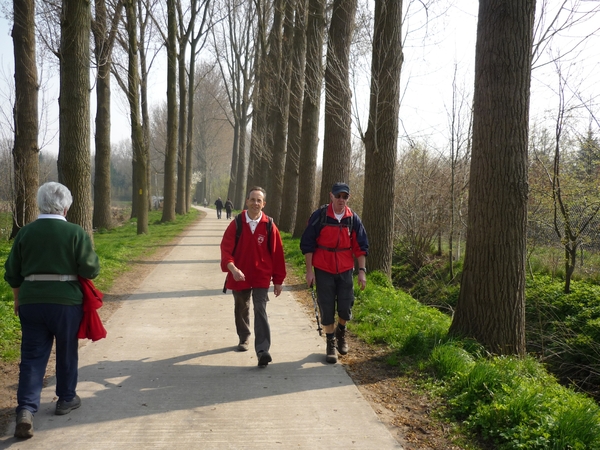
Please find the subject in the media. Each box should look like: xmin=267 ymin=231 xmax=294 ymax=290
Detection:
xmin=0 ymin=208 xmax=201 ymax=362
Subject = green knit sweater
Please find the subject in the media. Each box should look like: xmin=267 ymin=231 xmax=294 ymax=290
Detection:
xmin=4 ymin=218 xmax=100 ymax=306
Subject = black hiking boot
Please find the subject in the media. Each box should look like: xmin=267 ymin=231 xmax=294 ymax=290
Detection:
xmin=326 ymin=336 xmax=337 ymax=364
xmin=14 ymin=410 xmax=33 ymax=439
xmin=336 ymin=326 xmax=348 ymax=355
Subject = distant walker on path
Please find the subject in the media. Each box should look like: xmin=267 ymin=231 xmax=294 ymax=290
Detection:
xmin=214 ymin=197 xmax=224 ymax=219
xmin=225 ymin=198 xmax=234 ymax=219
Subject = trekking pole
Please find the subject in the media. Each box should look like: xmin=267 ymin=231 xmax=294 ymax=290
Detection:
xmin=310 ymin=285 xmax=323 ymax=336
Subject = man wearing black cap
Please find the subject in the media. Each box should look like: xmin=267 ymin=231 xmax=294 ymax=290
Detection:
xmin=299 ymin=182 xmax=369 ymax=363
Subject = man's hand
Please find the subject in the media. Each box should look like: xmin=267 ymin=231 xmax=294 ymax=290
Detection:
xmin=274 ymin=284 xmax=283 ymax=297
xmin=357 ymin=271 xmax=366 ymax=290
xmin=229 ymin=265 xmax=246 ymax=282
xmin=305 ymin=269 xmax=315 ymax=288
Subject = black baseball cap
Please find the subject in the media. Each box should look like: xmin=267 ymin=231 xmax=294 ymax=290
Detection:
xmin=331 ymin=182 xmax=350 ymax=195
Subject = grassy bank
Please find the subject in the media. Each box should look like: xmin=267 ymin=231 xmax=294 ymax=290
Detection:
xmin=0 ymin=208 xmax=201 ymax=362
xmin=282 ymin=232 xmax=600 ymax=450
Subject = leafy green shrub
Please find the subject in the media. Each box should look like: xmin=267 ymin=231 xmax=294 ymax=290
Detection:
xmin=446 ymin=356 xmax=550 ymax=419
xmin=526 ymin=275 xmax=600 ymax=397
xmin=351 ymin=276 xmax=450 ymax=359
xmin=439 ymin=354 xmax=600 ymax=449
xmin=470 ymin=379 xmax=600 ymax=449
xmin=411 ymin=276 xmax=460 ymax=311
xmin=391 ymin=244 xmax=462 ymax=313
xmin=391 ymin=263 xmax=415 ymax=289
xmin=429 ymin=342 xmax=476 ymax=379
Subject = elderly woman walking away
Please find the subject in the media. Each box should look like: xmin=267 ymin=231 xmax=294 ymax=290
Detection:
xmin=4 ymin=182 xmax=100 ymax=439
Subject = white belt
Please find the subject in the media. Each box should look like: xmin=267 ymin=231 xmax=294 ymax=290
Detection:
xmin=24 ymin=274 xmax=78 ymax=281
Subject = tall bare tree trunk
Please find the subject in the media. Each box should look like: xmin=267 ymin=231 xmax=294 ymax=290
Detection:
xmin=186 ymin=36 xmax=198 ymax=212
xmin=124 ymin=0 xmax=148 ymax=234
xmin=137 ymin=0 xmax=152 ymax=212
xmin=234 ymin=111 xmax=249 ymax=208
xmin=176 ymin=46 xmax=188 ymax=215
xmin=181 ymin=0 xmax=210 ymax=212
xmin=292 ymin=0 xmax=325 ymax=238
xmin=362 ymin=0 xmax=403 ymax=277
xmin=279 ymin=0 xmax=307 ymax=233
xmin=92 ymin=2 xmax=112 ymax=230
xmin=214 ymin=0 xmax=254 ymax=210
xmin=319 ymin=0 xmax=356 ymax=205
xmin=449 ymin=0 xmax=535 ymax=355
xmin=92 ymin=0 xmax=122 ymax=230
xmin=261 ymin=0 xmax=284 ymax=206
xmin=269 ymin=0 xmax=295 ymax=223
xmin=227 ymin=118 xmax=240 ymax=203
xmin=162 ymin=0 xmax=178 ymax=222
xmin=58 ymin=0 xmax=93 ymax=240
xmin=247 ymin=0 xmax=268 ymax=191
xmin=11 ymin=0 xmax=39 ymax=239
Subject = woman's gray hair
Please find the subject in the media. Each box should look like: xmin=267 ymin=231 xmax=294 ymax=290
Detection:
xmin=37 ymin=182 xmax=73 ymax=215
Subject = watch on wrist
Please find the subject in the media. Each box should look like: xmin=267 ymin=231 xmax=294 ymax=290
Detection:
xmin=359 ymin=267 xmax=367 ymax=274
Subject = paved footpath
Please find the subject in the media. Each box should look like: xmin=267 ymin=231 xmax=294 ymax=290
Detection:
xmin=0 ymin=207 xmax=402 ymax=449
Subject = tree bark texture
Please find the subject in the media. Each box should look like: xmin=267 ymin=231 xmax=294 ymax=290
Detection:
xmin=186 ymin=35 xmax=198 ymax=212
xmin=362 ymin=0 xmax=403 ymax=278
xmin=279 ymin=0 xmax=307 ymax=233
xmin=228 ymin=120 xmax=241 ymax=204
xmin=137 ymin=0 xmax=152 ymax=211
xmin=268 ymin=0 xmax=295 ymax=223
xmin=292 ymin=0 xmax=325 ymax=238
xmin=319 ymin=0 xmax=356 ymax=205
xmin=226 ymin=104 xmax=239 ymax=207
xmin=260 ymin=0 xmax=284 ymax=211
xmin=449 ymin=0 xmax=535 ymax=355
xmin=124 ymin=0 xmax=148 ymax=234
xmin=247 ymin=0 xmax=268 ymax=192
xmin=58 ymin=0 xmax=93 ymax=239
xmin=11 ymin=0 xmax=39 ymax=238
xmin=161 ymin=0 xmax=178 ymax=222
xmin=234 ymin=111 xmax=249 ymax=209
xmin=92 ymin=0 xmax=121 ymax=230
xmin=176 ymin=46 xmax=188 ymax=215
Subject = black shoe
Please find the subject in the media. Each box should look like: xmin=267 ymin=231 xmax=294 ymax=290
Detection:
xmin=55 ymin=395 xmax=81 ymax=415
xmin=257 ymin=351 xmax=272 ymax=368
xmin=336 ymin=326 xmax=348 ymax=355
xmin=14 ymin=409 xmax=33 ymax=439
xmin=326 ymin=337 xmax=337 ymax=364
xmin=237 ymin=339 xmax=249 ymax=352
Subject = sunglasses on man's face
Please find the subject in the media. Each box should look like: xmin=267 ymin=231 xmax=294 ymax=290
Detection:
xmin=335 ymin=193 xmax=349 ymax=199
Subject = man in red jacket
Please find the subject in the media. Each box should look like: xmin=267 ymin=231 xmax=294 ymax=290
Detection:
xmin=220 ymin=186 xmax=286 ymax=368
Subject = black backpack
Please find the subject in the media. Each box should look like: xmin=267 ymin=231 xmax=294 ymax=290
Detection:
xmin=311 ymin=204 xmax=354 ymax=237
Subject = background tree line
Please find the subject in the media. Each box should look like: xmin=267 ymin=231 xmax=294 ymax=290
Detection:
xmin=1 ymin=0 xmax=599 ymax=357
